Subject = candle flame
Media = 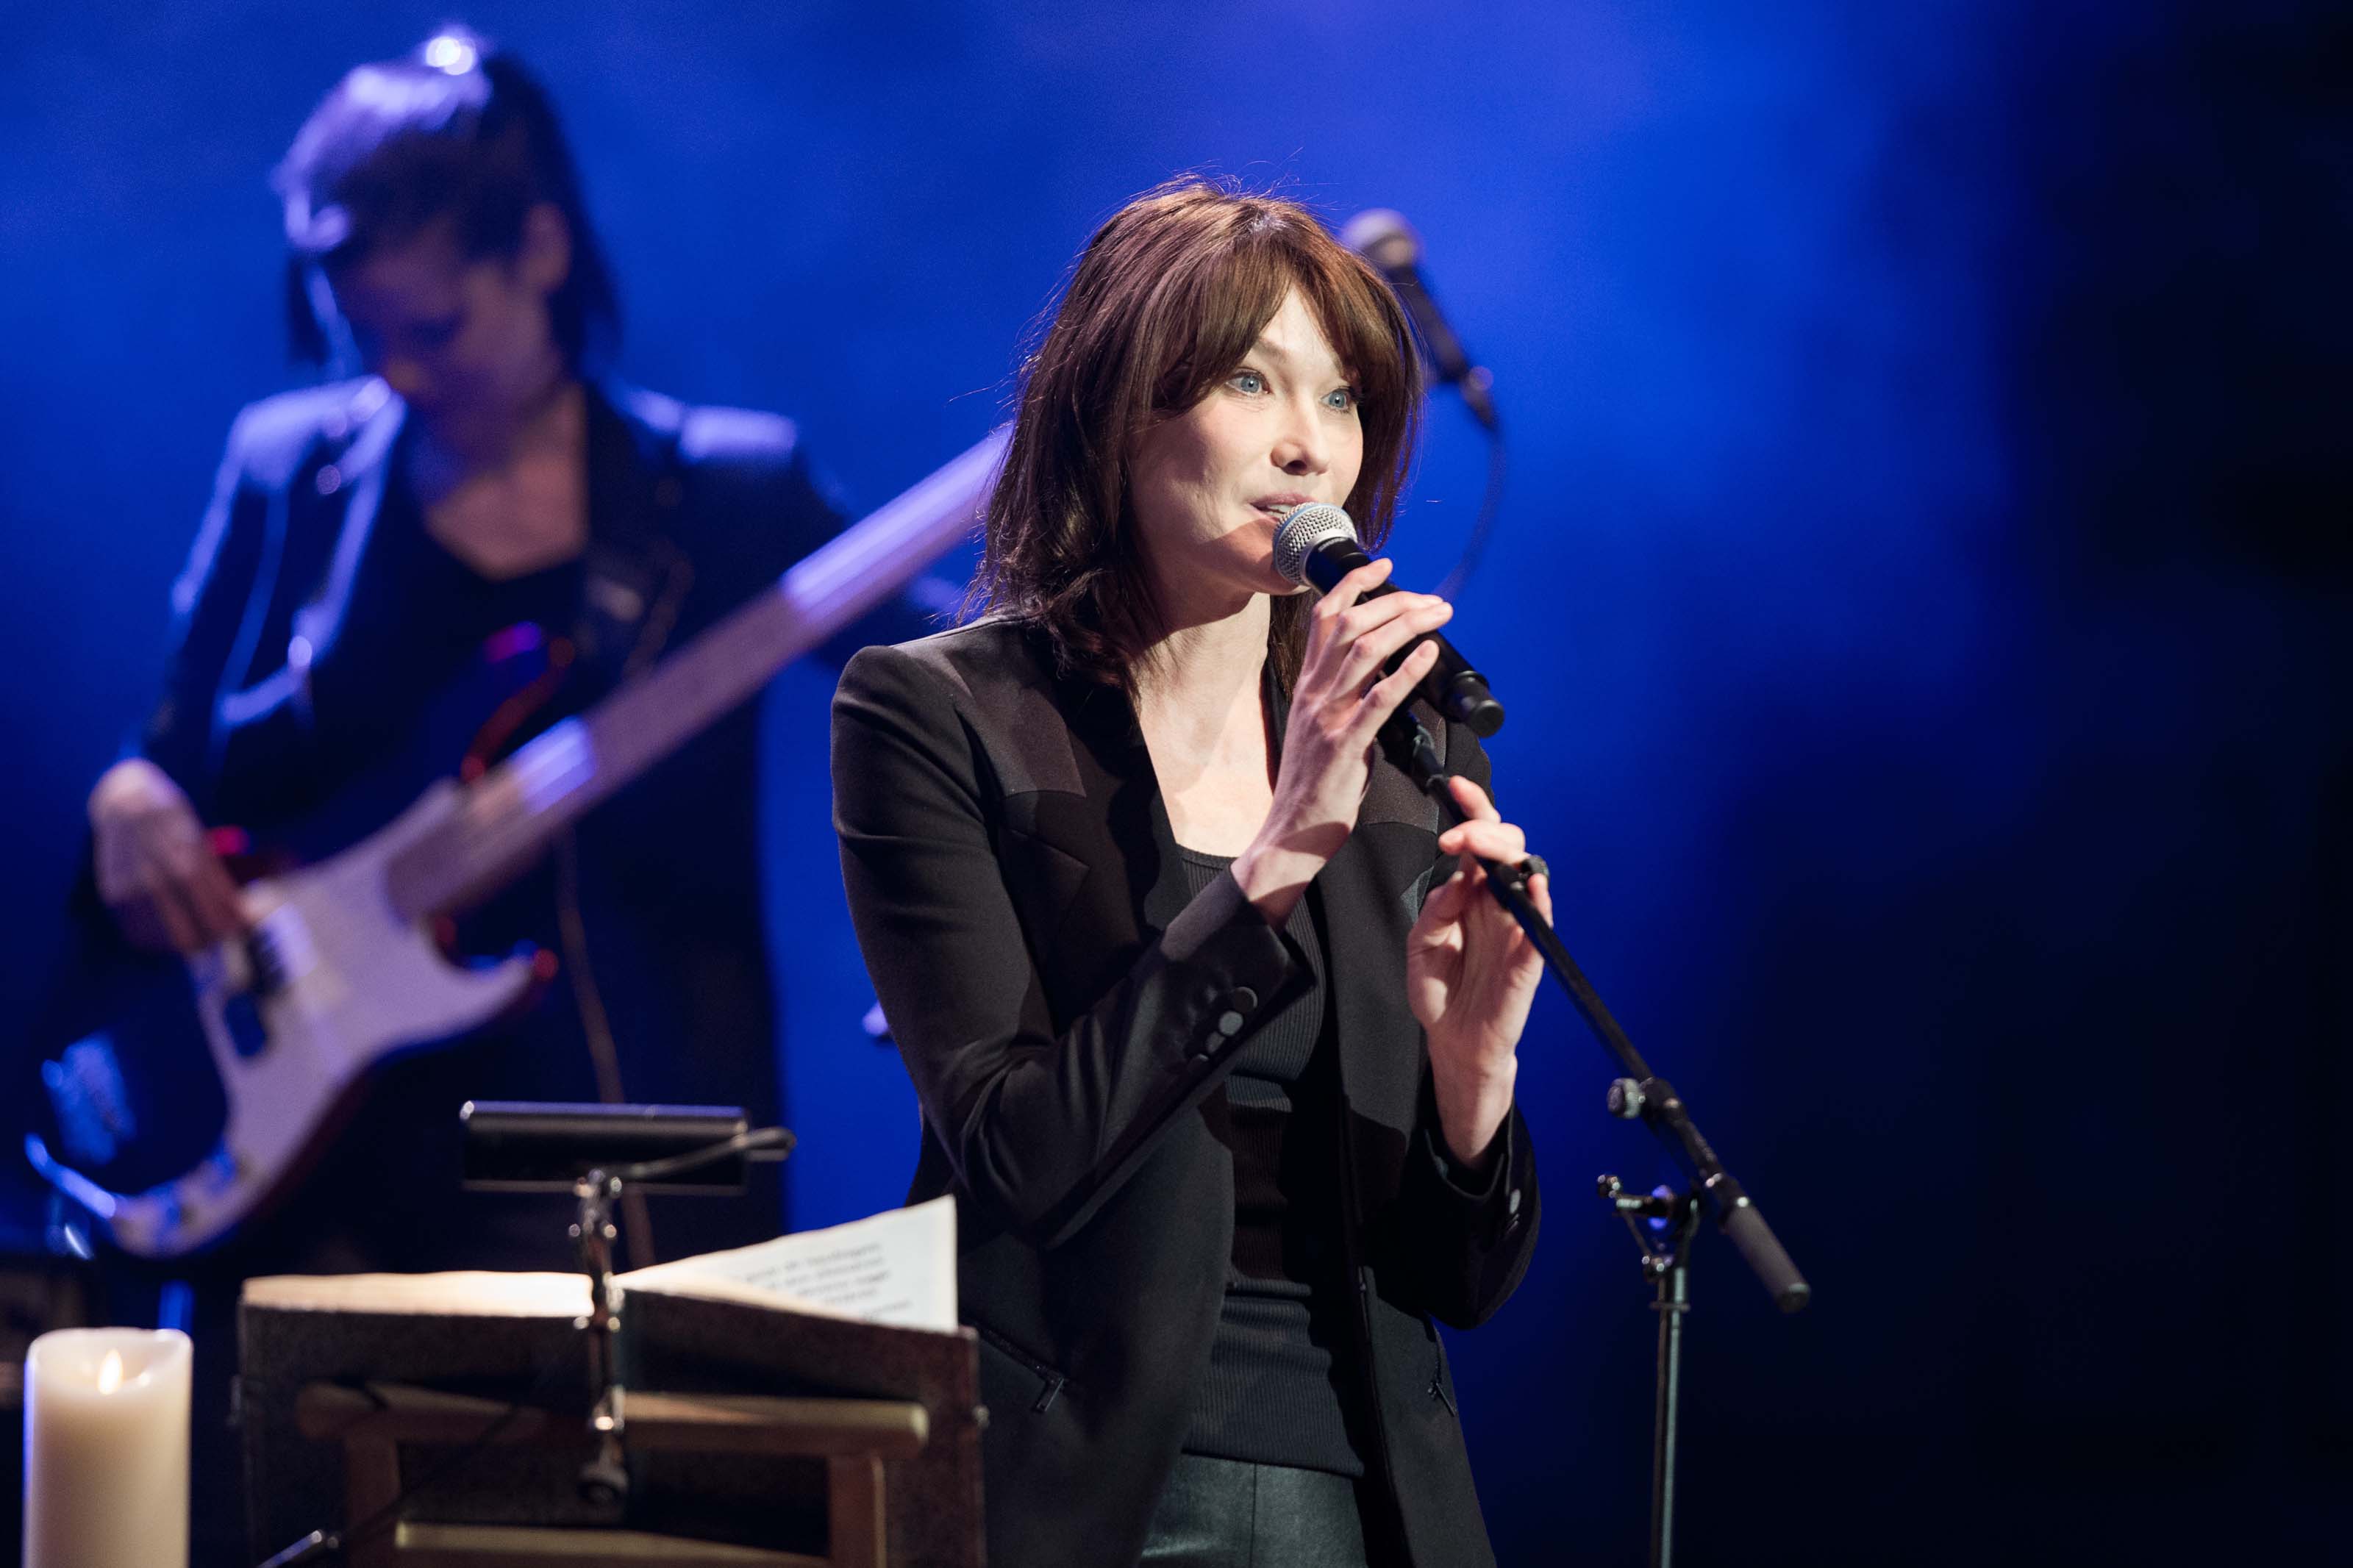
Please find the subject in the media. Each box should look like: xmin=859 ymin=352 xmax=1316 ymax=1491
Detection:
xmin=96 ymin=1349 xmax=124 ymax=1395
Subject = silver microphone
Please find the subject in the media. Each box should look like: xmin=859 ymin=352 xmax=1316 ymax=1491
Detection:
xmin=1274 ymin=504 xmax=1504 ymax=737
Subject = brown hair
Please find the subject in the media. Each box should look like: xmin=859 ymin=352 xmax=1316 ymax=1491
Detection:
xmin=971 ymin=177 xmax=1422 ymax=692
xmin=274 ymin=28 xmax=620 ymax=370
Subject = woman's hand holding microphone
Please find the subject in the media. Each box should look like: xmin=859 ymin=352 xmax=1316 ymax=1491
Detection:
xmin=1230 ymin=555 xmax=1449 ymax=924
xmin=1231 ymin=556 xmax=1549 ymax=1167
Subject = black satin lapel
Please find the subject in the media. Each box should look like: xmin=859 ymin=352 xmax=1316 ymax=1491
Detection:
xmin=1313 ymin=828 xmax=1427 ymax=1136
xmin=1089 ymin=684 xmax=1189 ymax=942
xmin=287 ymin=393 xmax=404 ymax=667
xmin=991 ymin=665 xmax=1180 ymax=1014
xmin=1361 ymin=756 xmax=1437 ymax=833
xmin=1321 ymin=706 xmax=1451 ymax=1134
xmin=576 ymin=384 xmax=691 ymax=684
xmin=585 ymin=381 xmax=666 ymax=551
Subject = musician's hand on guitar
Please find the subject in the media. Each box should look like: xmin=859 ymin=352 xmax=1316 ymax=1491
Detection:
xmin=88 ymin=758 xmax=247 ymax=954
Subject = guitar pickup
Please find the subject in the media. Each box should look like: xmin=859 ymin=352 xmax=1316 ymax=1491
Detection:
xmin=246 ymin=930 xmax=288 ymax=994
xmin=247 ymin=905 xmax=318 ymax=995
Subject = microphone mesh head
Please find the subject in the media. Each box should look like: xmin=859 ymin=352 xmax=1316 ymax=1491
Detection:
xmin=1339 ymin=208 xmax=1421 ymax=272
xmin=1272 ymin=503 xmax=1359 ymax=587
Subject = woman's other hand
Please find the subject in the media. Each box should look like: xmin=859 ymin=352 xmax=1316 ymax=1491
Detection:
xmin=1232 ymin=557 xmax=1454 ymax=926
xmin=1408 ymin=773 xmax=1550 ymax=1167
xmin=88 ymin=757 xmax=247 ymax=955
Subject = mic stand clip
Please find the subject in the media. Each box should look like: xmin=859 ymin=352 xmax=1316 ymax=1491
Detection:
xmin=1598 ymin=1170 xmax=1701 ymax=1568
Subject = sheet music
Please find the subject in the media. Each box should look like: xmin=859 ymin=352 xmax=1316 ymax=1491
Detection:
xmin=618 ymin=1195 xmax=958 ymax=1332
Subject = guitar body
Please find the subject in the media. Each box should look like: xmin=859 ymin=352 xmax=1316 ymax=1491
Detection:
xmin=37 ymin=638 xmax=564 ymax=1262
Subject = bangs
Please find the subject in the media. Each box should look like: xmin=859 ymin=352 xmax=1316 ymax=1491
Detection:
xmin=1294 ymin=251 xmax=1418 ymax=437
xmin=1148 ymin=223 xmax=1413 ymax=432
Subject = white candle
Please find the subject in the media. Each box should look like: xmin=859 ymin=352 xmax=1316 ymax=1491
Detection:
xmin=22 ymin=1328 xmax=190 ymax=1568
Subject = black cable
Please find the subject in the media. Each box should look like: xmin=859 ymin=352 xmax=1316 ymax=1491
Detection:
xmin=1435 ymin=418 xmax=1507 ymax=604
xmin=612 ymin=1124 xmax=796 ymax=1186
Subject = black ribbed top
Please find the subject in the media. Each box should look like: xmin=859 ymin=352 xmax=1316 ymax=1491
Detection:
xmin=1172 ymin=845 xmax=1367 ymax=1478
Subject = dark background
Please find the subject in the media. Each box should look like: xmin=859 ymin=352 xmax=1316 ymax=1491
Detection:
xmin=2 ymin=1 xmax=2344 ymax=1562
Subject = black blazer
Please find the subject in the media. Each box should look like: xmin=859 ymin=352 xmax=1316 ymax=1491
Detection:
xmin=832 ymin=620 xmax=1541 ymax=1568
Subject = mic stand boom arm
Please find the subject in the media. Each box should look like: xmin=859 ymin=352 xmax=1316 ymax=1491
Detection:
xmin=1378 ymin=709 xmax=1810 ymax=1310
xmin=1377 ymin=709 xmax=1810 ymax=1568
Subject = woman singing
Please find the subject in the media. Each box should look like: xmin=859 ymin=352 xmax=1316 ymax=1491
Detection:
xmin=832 ymin=179 xmax=1548 ymax=1568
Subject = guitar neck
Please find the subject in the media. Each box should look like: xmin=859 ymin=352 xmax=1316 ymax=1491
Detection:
xmin=385 ymin=429 xmax=1006 ymax=920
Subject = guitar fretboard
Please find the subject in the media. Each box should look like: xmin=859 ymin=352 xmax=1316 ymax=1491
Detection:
xmin=382 ymin=429 xmax=1007 ymax=921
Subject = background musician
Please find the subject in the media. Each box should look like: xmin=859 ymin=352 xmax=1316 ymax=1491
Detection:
xmin=66 ymin=29 xmax=932 ymax=1562
xmin=82 ymin=25 xmax=932 ymax=1267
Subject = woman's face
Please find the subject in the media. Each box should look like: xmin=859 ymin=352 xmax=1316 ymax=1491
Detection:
xmin=1127 ymin=286 xmax=1365 ymax=610
xmin=327 ymin=204 xmax=571 ymax=457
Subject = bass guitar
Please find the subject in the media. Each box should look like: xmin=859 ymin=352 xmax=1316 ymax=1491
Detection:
xmin=26 ymin=429 xmax=1007 ymax=1260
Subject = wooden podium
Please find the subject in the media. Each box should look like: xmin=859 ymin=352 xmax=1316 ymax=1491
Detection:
xmin=240 ymin=1272 xmax=984 ymax=1568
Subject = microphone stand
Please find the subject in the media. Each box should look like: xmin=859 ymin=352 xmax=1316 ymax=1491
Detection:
xmin=1378 ymin=709 xmax=1810 ymax=1568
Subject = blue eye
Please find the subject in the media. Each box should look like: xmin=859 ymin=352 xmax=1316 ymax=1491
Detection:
xmin=1230 ymin=370 xmax=1267 ymax=395
xmin=1324 ymin=386 xmax=1358 ymax=412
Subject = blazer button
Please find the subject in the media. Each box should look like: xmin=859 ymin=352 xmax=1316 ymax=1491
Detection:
xmin=1228 ymin=987 xmax=1259 ymax=1014
xmin=1215 ymin=1011 xmax=1246 ymax=1038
